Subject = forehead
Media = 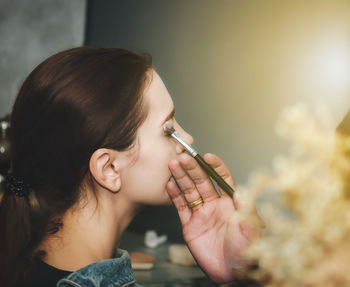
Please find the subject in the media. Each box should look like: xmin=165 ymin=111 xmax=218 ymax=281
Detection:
xmin=143 ymin=71 xmax=174 ymax=119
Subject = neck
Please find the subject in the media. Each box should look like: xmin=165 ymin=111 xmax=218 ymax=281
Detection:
xmin=40 ymin=188 xmax=140 ymax=271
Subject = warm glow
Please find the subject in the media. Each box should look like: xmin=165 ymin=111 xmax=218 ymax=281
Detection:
xmin=309 ymin=44 xmax=350 ymax=93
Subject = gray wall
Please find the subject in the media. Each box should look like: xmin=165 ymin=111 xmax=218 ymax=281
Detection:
xmin=0 ymin=0 xmax=86 ymax=117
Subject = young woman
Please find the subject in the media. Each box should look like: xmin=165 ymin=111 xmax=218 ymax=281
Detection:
xmin=0 ymin=47 xmax=259 ymax=287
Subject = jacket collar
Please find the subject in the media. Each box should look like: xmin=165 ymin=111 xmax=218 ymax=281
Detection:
xmin=57 ymin=249 xmax=135 ymax=287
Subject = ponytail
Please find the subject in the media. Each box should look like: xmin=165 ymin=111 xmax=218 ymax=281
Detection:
xmin=0 ymin=183 xmax=42 ymax=286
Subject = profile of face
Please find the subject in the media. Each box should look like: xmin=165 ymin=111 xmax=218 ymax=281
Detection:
xmin=116 ymin=70 xmax=194 ymax=205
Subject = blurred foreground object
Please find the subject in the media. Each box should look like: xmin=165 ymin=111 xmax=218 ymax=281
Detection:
xmin=240 ymin=103 xmax=350 ymax=286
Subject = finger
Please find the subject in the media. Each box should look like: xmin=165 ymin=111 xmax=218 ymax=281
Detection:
xmin=203 ymin=153 xmax=238 ymax=207
xmin=203 ymin=153 xmax=235 ymax=188
xmin=177 ymin=153 xmax=219 ymax=201
xmin=166 ymin=178 xmax=192 ymax=224
xmin=168 ymin=159 xmax=203 ymax=209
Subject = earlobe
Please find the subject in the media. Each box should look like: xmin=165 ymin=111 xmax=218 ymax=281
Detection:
xmin=89 ymin=148 xmax=122 ymax=193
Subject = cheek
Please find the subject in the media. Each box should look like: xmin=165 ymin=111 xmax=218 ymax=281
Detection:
xmin=122 ymin=138 xmax=177 ymax=204
xmin=140 ymin=140 xmax=176 ymax=181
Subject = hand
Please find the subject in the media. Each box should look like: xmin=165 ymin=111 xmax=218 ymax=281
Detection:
xmin=166 ymin=153 xmax=262 ymax=283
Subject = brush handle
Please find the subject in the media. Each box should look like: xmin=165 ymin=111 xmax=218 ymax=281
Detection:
xmin=194 ymin=154 xmax=234 ymax=198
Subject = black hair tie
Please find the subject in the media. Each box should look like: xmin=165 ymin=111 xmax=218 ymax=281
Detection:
xmin=4 ymin=174 xmax=33 ymax=197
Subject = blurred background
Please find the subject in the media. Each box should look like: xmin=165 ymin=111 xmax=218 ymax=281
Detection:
xmin=1 ymin=0 xmax=350 ymax=242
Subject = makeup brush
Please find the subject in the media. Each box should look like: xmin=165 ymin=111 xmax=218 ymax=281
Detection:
xmin=164 ymin=123 xmax=234 ymax=198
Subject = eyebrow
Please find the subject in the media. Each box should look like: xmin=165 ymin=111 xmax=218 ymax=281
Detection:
xmin=161 ymin=107 xmax=175 ymax=126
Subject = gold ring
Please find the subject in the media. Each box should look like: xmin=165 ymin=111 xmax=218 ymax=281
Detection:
xmin=188 ymin=197 xmax=204 ymax=208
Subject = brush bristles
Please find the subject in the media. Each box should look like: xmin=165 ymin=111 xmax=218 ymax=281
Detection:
xmin=163 ymin=122 xmax=175 ymax=136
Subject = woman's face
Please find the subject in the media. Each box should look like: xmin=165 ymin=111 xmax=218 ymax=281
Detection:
xmin=119 ymin=70 xmax=194 ymax=205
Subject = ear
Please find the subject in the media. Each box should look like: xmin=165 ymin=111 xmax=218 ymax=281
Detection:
xmin=89 ymin=148 xmax=121 ymax=193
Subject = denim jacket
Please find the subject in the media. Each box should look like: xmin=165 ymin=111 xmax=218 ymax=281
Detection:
xmin=57 ymin=249 xmax=140 ymax=287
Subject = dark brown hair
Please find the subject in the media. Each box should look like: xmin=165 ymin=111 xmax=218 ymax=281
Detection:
xmin=0 ymin=46 xmax=152 ymax=286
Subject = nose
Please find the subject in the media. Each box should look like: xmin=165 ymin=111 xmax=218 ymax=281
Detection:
xmin=173 ymin=120 xmax=194 ymax=154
